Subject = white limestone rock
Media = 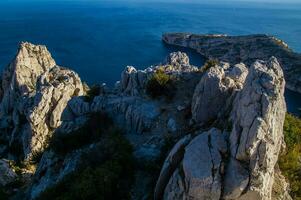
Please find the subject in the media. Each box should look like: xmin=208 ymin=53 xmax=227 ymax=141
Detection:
xmin=0 ymin=42 xmax=84 ymax=160
xmin=191 ymin=62 xmax=248 ymax=124
xmin=226 ymin=57 xmax=286 ymax=199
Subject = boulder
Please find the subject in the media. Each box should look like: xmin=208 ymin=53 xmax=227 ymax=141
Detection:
xmin=155 ymin=128 xmax=227 ymax=200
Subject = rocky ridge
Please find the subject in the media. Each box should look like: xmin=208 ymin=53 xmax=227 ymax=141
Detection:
xmin=0 ymin=42 xmax=291 ymax=200
xmin=163 ymin=33 xmax=301 ymax=94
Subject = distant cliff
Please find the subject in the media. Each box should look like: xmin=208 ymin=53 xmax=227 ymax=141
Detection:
xmin=0 ymin=42 xmax=291 ymax=200
xmin=163 ymin=33 xmax=301 ymax=94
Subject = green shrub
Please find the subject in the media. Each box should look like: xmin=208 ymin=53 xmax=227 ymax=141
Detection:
xmin=37 ymin=133 xmax=134 ymax=200
xmin=146 ymin=68 xmax=175 ymax=99
xmin=30 ymin=150 xmax=44 ymax=164
xmin=84 ymin=84 xmax=101 ymax=102
xmin=141 ymin=135 xmax=176 ymax=199
xmin=49 ymin=112 xmax=114 ymax=155
xmin=279 ymin=113 xmax=301 ymax=199
xmin=0 ymin=187 xmax=8 ymax=200
xmin=8 ymin=141 xmax=23 ymax=160
xmin=200 ymin=59 xmax=219 ymax=72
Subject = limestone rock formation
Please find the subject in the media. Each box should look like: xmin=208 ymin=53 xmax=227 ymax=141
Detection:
xmin=120 ymin=66 xmax=149 ymax=96
xmin=226 ymin=57 xmax=286 ymax=199
xmin=163 ymin=33 xmax=301 ymax=93
xmin=191 ymin=62 xmax=248 ymax=124
xmin=0 ymin=42 xmax=84 ymax=160
xmin=155 ymin=57 xmax=287 ymax=200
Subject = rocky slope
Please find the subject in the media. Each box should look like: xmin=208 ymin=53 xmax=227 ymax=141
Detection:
xmin=163 ymin=33 xmax=301 ymax=94
xmin=0 ymin=43 xmax=291 ymax=200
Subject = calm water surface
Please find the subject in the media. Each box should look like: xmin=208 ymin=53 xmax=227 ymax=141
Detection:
xmin=0 ymin=0 xmax=300 ymax=114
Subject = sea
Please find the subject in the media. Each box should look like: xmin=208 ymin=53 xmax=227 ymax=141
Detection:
xmin=0 ymin=0 xmax=300 ymax=115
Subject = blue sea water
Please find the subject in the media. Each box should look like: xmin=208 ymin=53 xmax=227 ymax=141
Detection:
xmin=0 ymin=0 xmax=301 ymax=114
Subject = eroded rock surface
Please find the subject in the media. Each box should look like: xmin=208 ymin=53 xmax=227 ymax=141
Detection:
xmin=226 ymin=57 xmax=286 ymax=199
xmin=191 ymin=62 xmax=248 ymax=124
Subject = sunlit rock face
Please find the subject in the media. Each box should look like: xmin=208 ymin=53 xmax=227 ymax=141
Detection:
xmin=0 ymin=42 xmax=84 ymax=160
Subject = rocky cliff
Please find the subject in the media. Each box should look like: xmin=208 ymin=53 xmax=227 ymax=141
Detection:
xmin=163 ymin=33 xmax=301 ymax=94
xmin=0 ymin=42 xmax=291 ymax=200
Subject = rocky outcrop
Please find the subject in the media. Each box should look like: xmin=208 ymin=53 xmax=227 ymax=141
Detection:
xmin=226 ymin=57 xmax=286 ymax=199
xmin=163 ymin=33 xmax=301 ymax=93
xmin=191 ymin=62 xmax=248 ymax=124
xmin=155 ymin=57 xmax=287 ymax=200
xmin=0 ymin=42 xmax=84 ymax=160
xmin=120 ymin=66 xmax=149 ymax=96
xmin=119 ymin=52 xmax=199 ymax=96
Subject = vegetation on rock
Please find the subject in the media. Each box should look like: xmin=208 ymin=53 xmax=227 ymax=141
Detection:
xmin=146 ymin=68 xmax=175 ymax=99
xmin=200 ymin=59 xmax=219 ymax=72
xmin=84 ymin=84 xmax=101 ymax=102
xmin=279 ymin=113 xmax=301 ymax=199
xmin=49 ymin=112 xmax=114 ymax=155
xmin=37 ymin=110 xmax=135 ymax=200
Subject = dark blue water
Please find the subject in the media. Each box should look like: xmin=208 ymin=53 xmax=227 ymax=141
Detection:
xmin=0 ymin=0 xmax=301 ymax=114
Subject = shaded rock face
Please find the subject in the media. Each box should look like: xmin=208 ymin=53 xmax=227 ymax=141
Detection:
xmin=155 ymin=128 xmax=227 ymax=200
xmin=0 ymin=42 xmax=84 ymax=160
xmin=0 ymin=159 xmax=17 ymax=187
xmin=163 ymin=33 xmax=301 ymax=93
xmin=155 ymin=57 xmax=287 ymax=200
xmin=29 ymin=149 xmax=83 ymax=199
xmin=191 ymin=62 xmax=248 ymax=124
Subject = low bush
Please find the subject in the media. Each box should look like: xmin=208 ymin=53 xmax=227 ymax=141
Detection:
xmin=146 ymin=68 xmax=175 ymax=99
xmin=279 ymin=113 xmax=301 ymax=199
xmin=141 ymin=135 xmax=176 ymax=199
xmin=37 ymin=133 xmax=134 ymax=200
xmin=200 ymin=59 xmax=219 ymax=72
xmin=49 ymin=112 xmax=114 ymax=155
xmin=30 ymin=150 xmax=44 ymax=164
xmin=84 ymin=84 xmax=101 ymax=102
